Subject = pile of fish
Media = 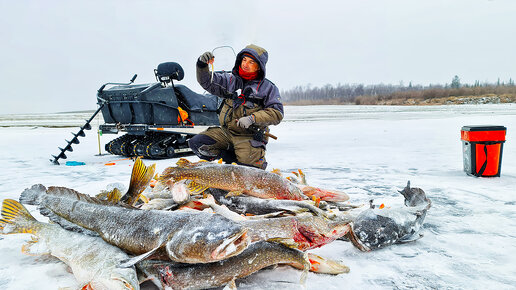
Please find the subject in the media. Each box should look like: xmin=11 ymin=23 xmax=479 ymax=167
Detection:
xmin=0 ymin=158 xmax=432 ymax=289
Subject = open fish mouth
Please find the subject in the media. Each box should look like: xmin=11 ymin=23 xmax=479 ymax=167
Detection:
xmin=211 ymin=229 xmax=249 ymax=260
xmin=110 ymin=277 xmax=138 ymax=290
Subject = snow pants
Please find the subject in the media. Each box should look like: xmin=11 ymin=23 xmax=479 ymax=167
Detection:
xmin=188 ymin=127 xmax=267 ymax=169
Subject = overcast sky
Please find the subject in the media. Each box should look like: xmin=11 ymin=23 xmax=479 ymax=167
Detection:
xmin=1 ymin=0 xmax=515 ymax=114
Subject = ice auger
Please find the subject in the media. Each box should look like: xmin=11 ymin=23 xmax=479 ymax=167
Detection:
xmin=49 ymin=105 xmax=102 ymax=165
xmin=49 ymin=74 xmax=137 ymax=165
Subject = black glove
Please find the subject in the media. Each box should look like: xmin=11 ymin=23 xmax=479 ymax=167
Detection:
xmin=253 ymin=129 xmax=265 ymax=142
xmin=199 ymin=51 xmax=214 ymax=64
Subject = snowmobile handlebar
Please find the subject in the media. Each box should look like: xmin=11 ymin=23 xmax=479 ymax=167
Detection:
xmin=97 ymin=74 xmax=138 ymax=94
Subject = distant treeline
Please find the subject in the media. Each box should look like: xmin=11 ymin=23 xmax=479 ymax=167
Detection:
xmin=281 ymin=76 xmax=516 ymax=105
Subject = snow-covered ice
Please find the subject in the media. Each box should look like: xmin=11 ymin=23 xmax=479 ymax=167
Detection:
xmin=1 ymin=104 xmax=515 ymax=289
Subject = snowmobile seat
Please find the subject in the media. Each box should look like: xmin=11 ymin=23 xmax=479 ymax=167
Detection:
xmin=174 ymin=85 xmax=220 ymax=112
xmin=174 ymin=84 xmax=221 ymax=125
xmin=155 ymin=62 xmax=185 ymax=83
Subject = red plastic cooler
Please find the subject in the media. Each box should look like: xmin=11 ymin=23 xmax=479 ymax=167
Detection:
xmin=461 ymin=125 xmax=506 ymax=177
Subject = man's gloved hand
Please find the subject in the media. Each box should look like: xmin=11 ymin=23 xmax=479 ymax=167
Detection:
xmin=199 ymin=52 xmax=215 ymax=64
xmin=236 ymin=115 xmax=255 ymax=129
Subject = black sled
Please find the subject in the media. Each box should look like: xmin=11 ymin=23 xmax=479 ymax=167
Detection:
xmin=98 ymin=62 xmax=221 ymax=159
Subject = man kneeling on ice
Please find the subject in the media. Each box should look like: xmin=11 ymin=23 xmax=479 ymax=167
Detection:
xmin=189 ymin=44 xmax=283 ymax=170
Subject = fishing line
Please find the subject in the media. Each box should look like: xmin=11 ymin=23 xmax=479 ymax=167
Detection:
xmin=210 ymin=45 xmax=236 ymax=83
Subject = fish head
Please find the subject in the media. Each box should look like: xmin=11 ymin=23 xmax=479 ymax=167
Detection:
xmin=296 ymin=216 xmax=351 ymax=250
xmin=165 ymin=213 xmax=249 ymax=263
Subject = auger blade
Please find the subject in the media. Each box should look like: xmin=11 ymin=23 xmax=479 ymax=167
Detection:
xmin=68 ymin=137 xmax=80 ymax=144
xmin=50 ymin=156 xmax=60 ymax=165
xmin=58 ymin=152 xmax=67 ymax=159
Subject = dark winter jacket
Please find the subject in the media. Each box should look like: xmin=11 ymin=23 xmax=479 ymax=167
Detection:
xmin=196 ymin=44 xmax=283 ymax=137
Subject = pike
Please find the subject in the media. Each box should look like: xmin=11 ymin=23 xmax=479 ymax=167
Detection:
xmin=159 ymin=159 xmax=307 ymax=200
xmin=0 ymin=199 xmax=139 ymax=290
xmin=208 ymin=188 xmax=328 ymax=217
xmin=137 ymin=241 xmax=310 ymax=290
xmin=19 ymin=184 xmax=249 ymax=264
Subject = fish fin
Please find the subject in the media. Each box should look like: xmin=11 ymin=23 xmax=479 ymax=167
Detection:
xmin=398 ymin=232 xmax=424 ymax=243
xmin=306 ymin=253 xmax=350 ymax=274
xmin=184 ymin=180 xmax=209 ymax=195
xmin=267 ymin=238 xmax=299 ymax=249
xmin=176 ymin=158 xmax=192 ymax=167
xmin=94 ymin=190 xmax=108 ymax=200
xmin=37 ymin=206 xmax=99 ymax=237
xmin=244 ymin=211 xmax=289 ymax=220
xmin=1 ymin=199 xmax=39 ymax=234
xmin=21 ymin=236 xmax=51 ymax=256
xmin=80 ymin=283 xmax=94 ymax=290
xmin=217 ymin=158 xmax=224 ymax=164
xmin=311 ymin=195 xmax=321 ymax=207
xmin=44 ymin=186 xmax=106 ymax=205
xmin=106 ymin=188 xmax=122 ymax=203
xmin=284 ymin=202 xmax=328 ymax=218
xmin=119 ymin=246 xmax=161 ymax=268
xmin=298 ymin=169 xmax=307 ymax=185
xmin=19 ymin=184 xmax=47 ymax=206
xmin=139 ymin=194 xmax=149 ymax=203
xmin=271 ymin=168 xmax=282 ymax=176
xmin=224 ymin=279 xmax=237 ymax=290
xmin=121 ymin=157 xmax=156 ymax=206
xmin=225 ymin=191 xmax=243 ymax=198
xmin=299 ymin=252 xmax=309 ymax=285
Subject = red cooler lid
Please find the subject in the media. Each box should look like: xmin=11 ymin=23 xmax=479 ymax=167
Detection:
xmin=461 ymin=125 xmax=506 ymax=142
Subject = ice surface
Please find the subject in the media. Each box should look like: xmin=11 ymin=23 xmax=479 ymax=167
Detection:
xmin=1 ymin=104 xmax=516 ymax=289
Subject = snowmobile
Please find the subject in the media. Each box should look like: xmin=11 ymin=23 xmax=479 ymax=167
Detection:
xmin=98 ymin=62 xmax=221 ymax=159
xmin=50 ymin=46 xmax=242 ymax=164
xmin=50 ymin=61 xmax=221 ymax=164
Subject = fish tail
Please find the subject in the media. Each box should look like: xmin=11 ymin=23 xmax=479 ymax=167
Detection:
xmin=299 ymin=251 xmax=309 ymax=285
xmin=306 ymin=253 xmax=350 ymax=274
xmin=19 ymin=184 xmax=47 ymax=206
xmin=1 ymin=199 xmax=39 ymax=235
xmin=120 ymin=157 xmax=156 ymax=205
